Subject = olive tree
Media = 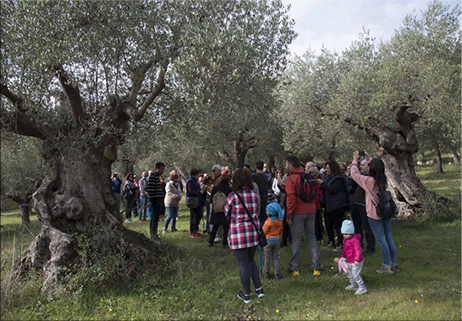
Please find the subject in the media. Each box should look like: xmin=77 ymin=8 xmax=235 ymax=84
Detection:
xmin=1 ymin=0 xmax=296 ymax=290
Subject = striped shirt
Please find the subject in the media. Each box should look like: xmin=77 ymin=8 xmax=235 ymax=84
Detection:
xmin=146 ymin=172 xmax=164 ymax=199
xmin=225 ymin=188 xmax=260 ymax=250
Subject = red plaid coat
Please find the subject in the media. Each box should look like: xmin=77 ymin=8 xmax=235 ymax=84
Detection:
xmin=225 ymin=189 xmax=260 ymax=250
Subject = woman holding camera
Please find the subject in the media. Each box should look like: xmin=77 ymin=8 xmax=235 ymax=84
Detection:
xmin=349 ymin=151 xmax=398 ymax=274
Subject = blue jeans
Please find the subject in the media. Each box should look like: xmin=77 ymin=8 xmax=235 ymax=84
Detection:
xmin=164 ymin=206 xmax=178 ymax=231
xmin=368 ymin=217 xmax=397 ymax=266
xmin=138 ymin=194 xmax=148 ymax=220
xmin=204 ymin=203 xmax=211 ymax=232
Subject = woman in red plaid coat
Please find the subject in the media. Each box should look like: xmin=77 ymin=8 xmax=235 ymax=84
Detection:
xmin=225 ymin=168 xmax=264 ymax=304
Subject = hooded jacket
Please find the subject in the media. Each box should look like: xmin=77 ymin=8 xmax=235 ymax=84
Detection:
xmin=341 ymin=233 xmax=363 ymax=264
xmin=285 ymin=167 xmax=316 ymax=215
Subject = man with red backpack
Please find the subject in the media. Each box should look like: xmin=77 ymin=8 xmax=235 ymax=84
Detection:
xmin=285 ymin=156 xmax=322 ymax=277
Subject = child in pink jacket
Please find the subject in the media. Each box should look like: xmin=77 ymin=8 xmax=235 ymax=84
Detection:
xmin=337 ymin=220 xmax=367 ymax=295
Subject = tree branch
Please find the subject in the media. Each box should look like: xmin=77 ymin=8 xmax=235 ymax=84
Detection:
xmin=132 ymin=60 xmax=169 ymax=122
xmin=54 ymin=65 xmax=87 ymax=126
xmin=1 ymin=84 xmax=55 ymax=140
xmin=125 ymin=61 xmax=154 ymax=108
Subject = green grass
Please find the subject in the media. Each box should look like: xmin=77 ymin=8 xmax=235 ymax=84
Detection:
xmin=415 ymin=164 xmax=461 ymax=202
xmin=1 ymin=167 xmax=461 ymax=320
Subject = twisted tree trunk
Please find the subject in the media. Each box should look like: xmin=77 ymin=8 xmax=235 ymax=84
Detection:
xmin=2 ymin=60 xmax=169 ymax=292
xmin=346 ymin=102 xmax=431 ymax=217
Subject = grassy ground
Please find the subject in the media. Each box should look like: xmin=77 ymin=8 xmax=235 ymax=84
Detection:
xmin=1 ymin=165 xmax=460 ymax=320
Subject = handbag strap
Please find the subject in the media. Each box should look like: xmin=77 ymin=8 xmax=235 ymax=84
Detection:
xmin=235 ymin=192 xmax=259 ymax=233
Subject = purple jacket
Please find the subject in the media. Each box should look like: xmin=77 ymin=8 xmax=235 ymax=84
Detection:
xmin=342 ymin=234 xmax=363 ymax=263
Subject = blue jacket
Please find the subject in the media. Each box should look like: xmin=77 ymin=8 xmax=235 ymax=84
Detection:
xmin=324 ymin=175 xmax=350 ymax=213
xmin=186 ymin=177 xmax=203 ymax=207
xmin=111 ymin=178 xmax=122 ymax=194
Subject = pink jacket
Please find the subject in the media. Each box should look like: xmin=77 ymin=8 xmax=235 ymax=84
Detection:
xmin=341 ymin=234 xmax=363 ymax=263
xmin=350 ymin=163 xmax=380 ymax=220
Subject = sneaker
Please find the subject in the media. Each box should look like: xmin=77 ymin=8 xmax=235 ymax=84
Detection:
xmin=195 ymin=233 xmax=204 ymax=238
xmin=214 ymin=237 xmax=221 ymax=243
xmin=325 ymin=242 xmax=334 ymax=248
xmin=125 ymin=219 xmax=131 ymax=223
xmin=207 ymin=243 xmax=213 ymax=247
xmin=275 ymin=271 xmax=283 ymax=279
xmin=237 ymin=291 xmax=251 ymax=304
xmin=364 ymin=250 xmax=375 ymax=255
xmin=345 ymin=284 xmax=358 ymax=291
xmin=189 ymin=233 xmax=195 ymax=238
xmin=290 ymin=270 xmax=300 ymax=276
xmin=355 ymin=287 xmax=368 ymax=295
xmin=391 ymin=263 xmax=400 ymax=272
xmin=333 ymin=245 xmax=343 ymax=252
xmin=162 ymin=229 xmax=167 ymax=234
xmin=376 ymin=264 xmax=394 ymax=274
xmin=138 ymin=220 xmax=143 ymax=223
xmin=313 ymin=269 xmax=322 ymax=277
xmin=255 ymin=287 xmax=265 ymax=298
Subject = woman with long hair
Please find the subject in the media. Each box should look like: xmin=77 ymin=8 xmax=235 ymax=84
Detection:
xmin=316 ymin=160 xmax=350 ymax=252
xmin=349 ymin=151 xmax=398 ymax=274
xmin=225 ymin=168 xmax=264 ymax=304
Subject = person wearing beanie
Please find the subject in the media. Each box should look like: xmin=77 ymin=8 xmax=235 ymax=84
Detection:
xmin=262 ymin=203 xmax=284 ymax=279
xmin=335 ymin=219 xmax=367 ymax=295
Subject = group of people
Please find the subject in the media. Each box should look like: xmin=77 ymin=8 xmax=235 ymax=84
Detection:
xmin=110 ymin=151 xmax=399 ymax=303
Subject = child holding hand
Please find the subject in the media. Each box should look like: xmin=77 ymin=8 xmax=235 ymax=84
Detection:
xmin=335 ymin=220 xmax=367 ymax=295
xmin=262 ymin=203 xmax=284 ymax=279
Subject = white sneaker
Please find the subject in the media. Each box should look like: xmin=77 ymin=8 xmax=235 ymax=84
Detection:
xmin=355 ymin=287 xmax=367 ymax=295
xmin=345 ymin=284 xmax=358 ymax=291
xmin=162 ymin=229 xmax=167 ymax=234
xmin=125 ymin=219 xmax=131 ymax=223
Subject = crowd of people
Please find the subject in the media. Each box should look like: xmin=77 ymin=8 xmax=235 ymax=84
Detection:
xmin=110 ymin=151 xmax=399 ymax=303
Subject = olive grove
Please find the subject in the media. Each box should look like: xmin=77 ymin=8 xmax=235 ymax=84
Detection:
xmin=1 ymin=0 xmax=296 ymax=291
xmin=278 ymin=1 xmax=460 ymax=216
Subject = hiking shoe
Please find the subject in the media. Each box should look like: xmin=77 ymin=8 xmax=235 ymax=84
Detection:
xmin=345 ymin=284 xmax=358 ymax=291
xmin=325 ymin=242 xmax=334 ymax=248
xmin=376 ymin=264 xmax=394 ymax=274
xmin=290 ymin=270 xmax=300 ymax=276
xmin=313 ymin=269 xmax=322 ymax=277
xmin=237 ymin=291 xmax=251 ymax=304
xmin=391 ymin=263 xmax=400 ymax=272
xmin=355 ymin=287 xmax=368 ymax=295
xmin=333 ymin=245 xmax=343 ymax=252
xmin=255 ymin=287 xmax=265 ymax=298
xmin=275 ymin=271 xmax=283 ymax=279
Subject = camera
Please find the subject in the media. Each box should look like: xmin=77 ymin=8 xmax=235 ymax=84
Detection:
xmin=358 ymin=150 xmax=365 ymax=156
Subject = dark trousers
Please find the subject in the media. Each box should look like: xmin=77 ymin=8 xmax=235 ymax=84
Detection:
xmin=149 ymin=198 xmax=163 ymax=238
xmin=189 ymin=206 xmax=203 ymax=234
xmin=352 ymin=204 xmax=376 ymax=252
xmin=208 ymin=225 xmax=229 ymax=245
xmin=234 ymin=246 xmax=262 ymax=294
xmin=326 ymin=206 xmax=348 ymax=246
xmin=259 ymin=200 xmax=268 ymax=225
xmin=314 ymin=210 xmax=324 ymax=241
xmin=324 ymin=210 xmax=335 ymax=245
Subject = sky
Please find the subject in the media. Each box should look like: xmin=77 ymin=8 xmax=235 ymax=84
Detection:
xmin=280 ymin=0 xmax=460 ymax=57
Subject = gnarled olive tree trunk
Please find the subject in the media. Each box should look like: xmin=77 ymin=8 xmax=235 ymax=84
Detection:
xmin=348 ymin=103 xmax=429 ymax=216
xmin=2 ymin=60 xmax=168 ymax=292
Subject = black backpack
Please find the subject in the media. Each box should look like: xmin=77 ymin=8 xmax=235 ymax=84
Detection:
xmin=297 ymin=173 xmax=317 ymax=203
xmin=376 ymin=188 xmax=397 ymax=219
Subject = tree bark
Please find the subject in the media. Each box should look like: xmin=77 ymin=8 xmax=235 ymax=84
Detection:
xmin=434 ymin=142 xmax=444 ymax=174
xmin=450 ymin=145 xmax=461 ymax=166
xmin=20 ymin=204 xmax=31 ymax=225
